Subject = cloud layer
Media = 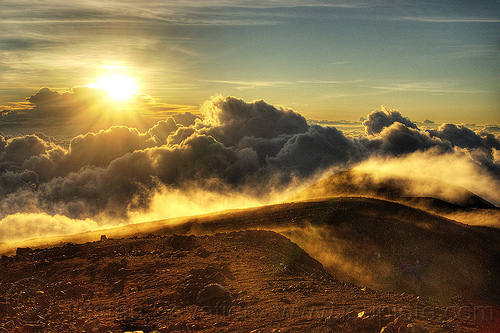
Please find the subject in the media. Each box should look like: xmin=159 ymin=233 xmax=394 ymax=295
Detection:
xmin=1 ymin=95 xmax=500 ymax=241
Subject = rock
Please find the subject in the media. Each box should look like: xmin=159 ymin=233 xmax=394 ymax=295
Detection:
xmin=16 ymin=247 xmax=32 ymax=256
xmin=196 ymin=283 xmax=232 ymax=315
xmin=177 ymin=264 xmax=234 ymax=305
xmin=405 ymin=323 xmax=427 ymax=333
xmin=380 ymin=324 xmax=396 ymax=333
xmin=327 ymin=310 xmax=389 ymax=331
xmin=169 ymin=235 xmax=197 ymax=251
xmin=100 ymin=235 xmax=107 ymax=241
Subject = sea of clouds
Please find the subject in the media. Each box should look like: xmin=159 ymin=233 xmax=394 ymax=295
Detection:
xmin=1 ymin=93 xmax=500 ymax=242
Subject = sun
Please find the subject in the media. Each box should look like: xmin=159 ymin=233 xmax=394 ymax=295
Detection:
xmin=88 ymin=75 xmax=138 ymax=101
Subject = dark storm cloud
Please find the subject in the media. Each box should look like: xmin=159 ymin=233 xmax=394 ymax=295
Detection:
xmin=1 ymin=95 xmax=500 ymax=224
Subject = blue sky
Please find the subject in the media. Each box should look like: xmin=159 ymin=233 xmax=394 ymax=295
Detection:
xmin=1 ymin=0 xmax=499 ymax=124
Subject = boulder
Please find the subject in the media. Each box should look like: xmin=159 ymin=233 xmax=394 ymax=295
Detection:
xmin=196 ymin=283 xmax=232 ymax=315
xmin=16 ymin=247 xmax=32 ymax=256
xmin=169 ymin=235 xmax=197 ymax=251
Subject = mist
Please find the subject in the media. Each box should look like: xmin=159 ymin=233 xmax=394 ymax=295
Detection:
xmin=354 ymin=149 xmax=500 ymax=207
xmin=0 ymin=213 xmax=100 ymax=243
xmin=1 ymin=94 xmax=499 ymax=242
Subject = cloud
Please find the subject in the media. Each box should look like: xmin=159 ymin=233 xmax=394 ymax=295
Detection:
xmin=147 ymin=112 xmax=199 ymax=145
xmin=0 ymin=131 xmax=261 ymax=220
xmin=483 ymin=126 xmax=500 ymax=133
xmin=2 ymin=87 xmax=196 ymax=133
xmin=0 ymin=169 xmax=38 ymax=197
xmin=267 ymin=125 xmax=365 ymax=176
xmin=66 ymin=126 xmax=155 ymax=169
xmin=0 ymin=133 xmax=5 ymax=152
xmin=0 ymin=128 xmax=155 ymax=185
xmin=397 ymin=17 xmax=500 ymax=23
xmin=363 ymin=106 xmax=419 ymax=136
xmin=428 ymin=123 xmax=500 ymax=150
xmin=355 ymin=149 xmax=500 ymax=207
xmin=3 ymin=1 xmax=495 ymax=25
xmin=200 ymin=95 xmax=309 ymax=146
xmin=1 ymin=95 xmax=500 ymax=242
xmin=361 ymin=108 xmax=500 ymax=160
xmin=27 ymin=87 xmax=63 ymax=105
xmin=147 ymin=118 xmax=178 ymax=145
xmin=375 ymin=122 xmax=451 ymax=155
xmin=0 ymin=213 xmax=99 ymax=243
xmin=237 ymin=135 xmax=291 ymax=165
xmin=0 ymin=134 xmax=64 ymax=180
xmin=26 ymin=87 xmax=111 ymax=119
xmin=2 ymin=134 xmax=58 ymax=165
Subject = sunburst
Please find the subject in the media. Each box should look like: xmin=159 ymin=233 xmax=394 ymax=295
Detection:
xmin=88 ymin=75 xmax=138 ymax=101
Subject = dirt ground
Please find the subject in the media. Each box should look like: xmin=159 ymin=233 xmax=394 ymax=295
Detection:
xmin=1 ymin=229 xmax=497 ymax=332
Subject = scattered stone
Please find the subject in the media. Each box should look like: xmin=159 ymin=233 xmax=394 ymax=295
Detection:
xmin=378 ymin=316 xmax=428 ymax=333
xmin=196 ymin=283 xmax=232 ymax=315
xmin=327 ymin=308 xmax=400 ymax=332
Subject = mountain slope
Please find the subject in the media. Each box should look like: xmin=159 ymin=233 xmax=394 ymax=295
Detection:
xmin=4 ymin=197 xmax=500 ymax=306
xmin=288 ymin=169 xmax=497 ymax=210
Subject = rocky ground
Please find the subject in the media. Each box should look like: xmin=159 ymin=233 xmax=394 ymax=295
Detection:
xmin=1 ymin=230 xmax=497 ymax=332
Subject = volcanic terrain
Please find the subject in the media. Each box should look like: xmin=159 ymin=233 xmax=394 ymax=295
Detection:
xmin=1 ymin=172 xmax=500 ymax=332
